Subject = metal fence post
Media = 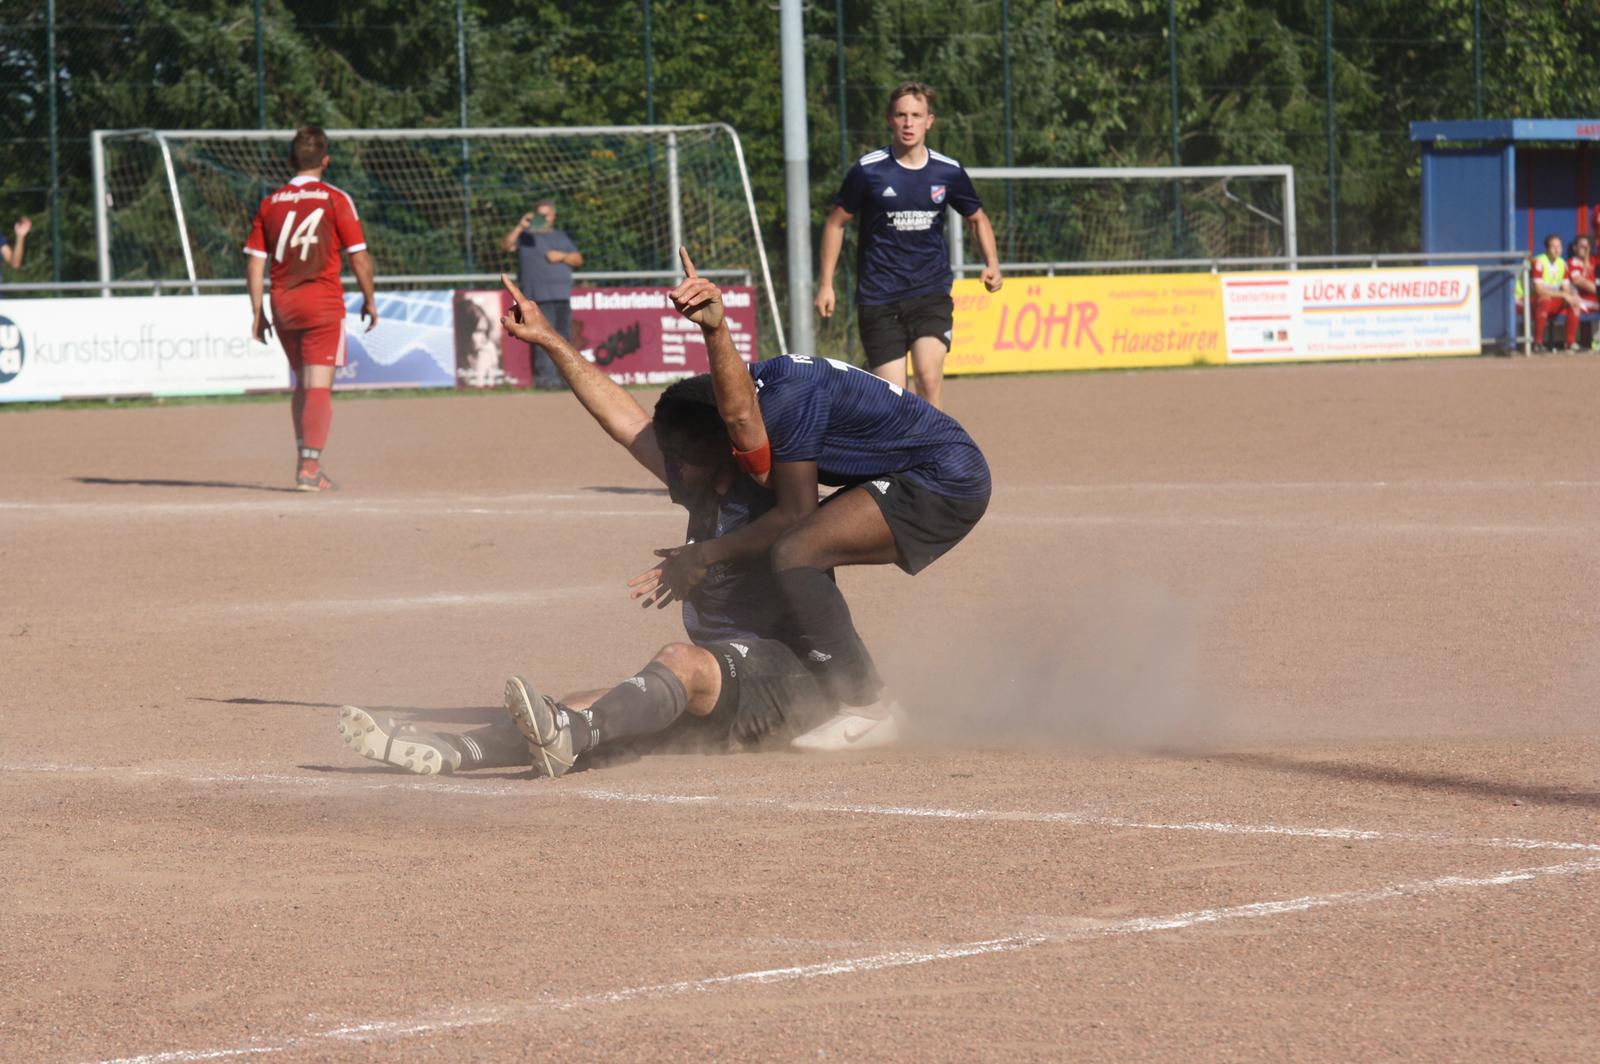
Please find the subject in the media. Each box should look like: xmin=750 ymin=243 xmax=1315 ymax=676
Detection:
xmin=254 ymin=0 xmax=267 ymax=129
xmin=1167 ymin=0 xmax=1184 ymax=256
xmin=456 ymin=0 xmax=474 ymax=271
xmin=1473 ymin=0 xmax=1483 ymax=120
xmin=836 ymin=0 xmax=848 ymax=172
xmin=47 ymin=0 xmax=61 ymax=282
xmin=1001 ymin=0 xmax=1015 ymax=261
xmin=667 ymin=131 xmax=683 ymax=277
xmin=92 ymin=130 xmax=110 ymax=296
xmin=1324 ymin=0 xmax=1338 ymax=254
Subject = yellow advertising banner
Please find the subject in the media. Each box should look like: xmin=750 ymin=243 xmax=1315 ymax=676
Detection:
xmin=946 ymin=274 xmax=1227 ymax=374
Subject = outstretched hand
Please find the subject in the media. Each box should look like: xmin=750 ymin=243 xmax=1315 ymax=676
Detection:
xmin=499 ymin=274 xmax=560 ymax=347
xmin=628 ymin=543 xmax=712 ymax=608
xmin=668 ymin=247 xmax=724 ymax=329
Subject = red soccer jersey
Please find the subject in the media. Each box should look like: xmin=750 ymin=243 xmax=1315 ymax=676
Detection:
xmin=243 ymin=176 xmax=366 ymax=329
xmin=1568 ymin=255 xmax=1596 ymax=293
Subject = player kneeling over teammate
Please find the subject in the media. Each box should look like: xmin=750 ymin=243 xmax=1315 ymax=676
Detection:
xmin=335 ymin=275 xmax=837 ymax=778
xmin=651 ymin=250 xmax=992 ymax=752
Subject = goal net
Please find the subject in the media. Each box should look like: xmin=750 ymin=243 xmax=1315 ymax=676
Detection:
xmin=957 ymin=165 xmax=1296 ymax=270
xmin=92 ymin=124 xmax=785 ymax=351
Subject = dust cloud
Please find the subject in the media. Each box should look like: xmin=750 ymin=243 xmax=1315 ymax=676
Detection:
xmin=880 ymin=577 xmax=1222 ymax=753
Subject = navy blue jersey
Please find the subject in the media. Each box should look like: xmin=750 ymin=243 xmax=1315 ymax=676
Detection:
xmin=749 ymin=355 xmax=991 ymax=500
xmin=680 ymin=476 xmax=799 ymax=646
xmin=834 ymin=147 xmax=983 ymax=306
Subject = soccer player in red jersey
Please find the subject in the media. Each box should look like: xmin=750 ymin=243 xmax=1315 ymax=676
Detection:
xmin=1567 ymin=234 xmax=1597 ymax=348
xmin=244 ymin=126 xmax=377 ymax=491
xmin=1528 ymin=233 xmax=1581 ymax=352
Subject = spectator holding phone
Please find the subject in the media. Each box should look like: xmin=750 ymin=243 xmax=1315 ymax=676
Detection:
xmin=501 ymin=199 xmax=583 ymax=389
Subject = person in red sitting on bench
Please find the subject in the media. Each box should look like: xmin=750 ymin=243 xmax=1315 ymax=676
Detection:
xmin=1530 ymin=233 xmax=1582 ymax=352
xmin=1567 ymin=234 xmax=1598 ymax=350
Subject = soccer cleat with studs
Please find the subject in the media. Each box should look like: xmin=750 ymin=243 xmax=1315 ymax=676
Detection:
xmin=296 ymin=464 xmax=338 ymax=492
xmin=503 ymin=676 xmax=581 ymax=779
xmin=336 ymin=705 xmax=460 ymax=776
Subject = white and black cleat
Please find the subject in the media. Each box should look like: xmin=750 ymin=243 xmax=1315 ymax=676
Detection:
xmin=504 ymin=676 xmax=579 ymax=779
xmin=337 ymin=705 xmax=461 ymax=776
xmin=790 ymin=699 xmax=904 ymax=753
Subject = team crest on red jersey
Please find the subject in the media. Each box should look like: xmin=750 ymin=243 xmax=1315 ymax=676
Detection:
xmin=930 ymin=184 xmax=946 ymax=204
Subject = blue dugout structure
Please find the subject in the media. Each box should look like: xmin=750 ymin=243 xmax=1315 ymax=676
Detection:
xmin=1411 ymin=119 xmax=1600 ymax=347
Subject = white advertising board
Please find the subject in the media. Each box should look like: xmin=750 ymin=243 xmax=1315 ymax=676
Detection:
xmin=0 ymin=294 xmax=290 ymax=402
xmin=1221 ymin=267 xmax=1481 ymax=363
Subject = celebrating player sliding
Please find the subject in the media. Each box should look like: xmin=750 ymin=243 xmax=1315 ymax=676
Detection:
xmin=243 ymin=125 xmax=378 ymax=492
xmin=658 ymin=248 xmax=992 ymax=751
xmin=336 ymin=272 xmax=844 ymax=778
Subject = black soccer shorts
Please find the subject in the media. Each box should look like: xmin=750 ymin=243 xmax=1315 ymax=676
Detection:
xmin=859 ymin=474 xmax=990 ymax=574
xmin=695 ymin=638 xmax=835 ymax=745
xmin=857 ymin=292 xmax=955 ymax=368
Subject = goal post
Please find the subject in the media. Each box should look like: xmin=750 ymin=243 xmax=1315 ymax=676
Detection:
xmin=91 ymin=124 xmax=787 ymax=352
xmin=952 ymin=165 xmax=1297 ymax=270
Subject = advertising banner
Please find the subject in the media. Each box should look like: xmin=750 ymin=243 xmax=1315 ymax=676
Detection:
xmin=334 ymin=290 xmax=456 ymax=389
xmin=460 ymin=285 xmax=760 ymax=388
xmin=0 ymin=293 xmax=290 ymax=402
xmin=946 ymin=274 xmax=1226 ymax=374
xmin=1220 ymin=267 xmax=1480 ymax=362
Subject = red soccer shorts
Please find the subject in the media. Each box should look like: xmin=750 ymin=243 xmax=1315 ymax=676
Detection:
xmin=277 ymin=320 xmax=347 ymax=369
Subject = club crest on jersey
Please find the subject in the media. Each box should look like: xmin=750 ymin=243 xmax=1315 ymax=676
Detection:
xmin=931 ymin=184 xmax=947 ymax=204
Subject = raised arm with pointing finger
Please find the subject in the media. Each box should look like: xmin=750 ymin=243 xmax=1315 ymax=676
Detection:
xmin=498 ymin=274 xmax=666 ymax=481
xmin=667 ymin=248 xmax=769 ymax=482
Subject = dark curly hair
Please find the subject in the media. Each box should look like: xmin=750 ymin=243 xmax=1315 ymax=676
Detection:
xmin=653 ymin=373 xmax=729 ymax=466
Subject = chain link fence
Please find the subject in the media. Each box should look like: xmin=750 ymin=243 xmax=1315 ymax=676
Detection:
xmin=0 ymin=0 xmax=1573 ymax=312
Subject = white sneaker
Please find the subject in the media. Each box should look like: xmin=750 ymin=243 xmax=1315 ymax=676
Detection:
xmin=790 ymin=701 xmax=903 ymax=752
xmin=337 ymin=705 xmax=461 ymax=776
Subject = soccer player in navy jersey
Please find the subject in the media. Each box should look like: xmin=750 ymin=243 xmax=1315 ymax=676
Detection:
xmin=334 ymin=276 xmax=836 ymax=778
xmin=815 ymin=81 xmax=1003 ymax=410
xmin=657 ymin=251 xmax=991 ymax=751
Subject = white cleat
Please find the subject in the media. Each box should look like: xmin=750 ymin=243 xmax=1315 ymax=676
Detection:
xmin=790 ymin=700 xmax=903 ymax=752
xmin=503 ymin=676 xmax=579 ymax=779
xmin=336 ymin=705 xmax=461 ymax=776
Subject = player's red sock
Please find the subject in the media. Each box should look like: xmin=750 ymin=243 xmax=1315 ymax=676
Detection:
xmin=291 ymin=386 xmax=307 ymax=450
xmin=301 ymin=387 xmax=333 ymax=461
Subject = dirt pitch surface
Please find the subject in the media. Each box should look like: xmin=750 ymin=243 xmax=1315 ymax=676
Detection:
xmin=3 ymin=356 xmax=1599 ymax=1063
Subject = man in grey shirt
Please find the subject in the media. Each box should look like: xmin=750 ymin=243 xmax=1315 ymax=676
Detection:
xmin=501 ymin=200 xmax=582 ymax=389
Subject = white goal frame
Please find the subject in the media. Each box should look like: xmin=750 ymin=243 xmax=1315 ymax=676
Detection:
xmin=952 ymin=164 xmax=1297 ymax=269
xmin=90 ymin=124 xmax=788 ymax=351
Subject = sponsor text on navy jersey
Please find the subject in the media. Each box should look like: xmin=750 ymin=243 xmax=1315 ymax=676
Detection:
xmin=834 ymin=147 xmax=982 ymax=306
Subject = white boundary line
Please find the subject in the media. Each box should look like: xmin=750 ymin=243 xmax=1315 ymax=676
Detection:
xmin=0 ymin=498 xmax=675 ymax=519
xmin=8 ymin=763 xmax=1597 ymax=855
xmin=3 ymin=496 xmax=1586 ymax=535
xmin=90 ymin=855 xmax=1600 ymax=1064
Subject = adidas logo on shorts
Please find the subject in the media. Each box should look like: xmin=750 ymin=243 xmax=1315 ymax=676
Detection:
xmin=731 ymin=643 xmax=750 ymax=657
xmin=872 ymin=479 xmax=891 ymax=494
xmin=625 ymin=676 xmax=648 ymax=692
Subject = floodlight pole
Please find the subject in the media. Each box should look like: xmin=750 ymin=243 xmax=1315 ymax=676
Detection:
xmin=780 ymin=0 xmax=814 ymax=356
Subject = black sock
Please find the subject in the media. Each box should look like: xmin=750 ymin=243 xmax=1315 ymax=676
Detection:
xmin=444 ymin=718 xmax=530 ymax=770
xmin=774 ymin=565 xmax=883 ymax=706
xmin=586 ymin=660 xmax=689 ymax=745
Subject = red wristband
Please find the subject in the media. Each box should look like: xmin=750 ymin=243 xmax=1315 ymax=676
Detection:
xmin=732 ymin=440 xmax=772 ymax=476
